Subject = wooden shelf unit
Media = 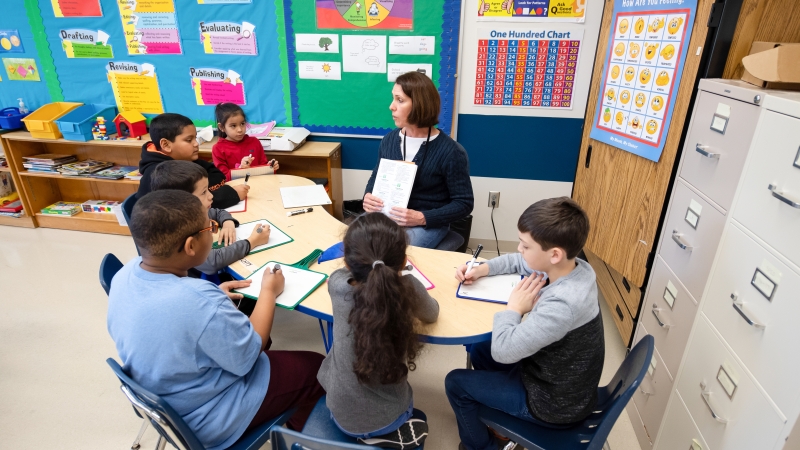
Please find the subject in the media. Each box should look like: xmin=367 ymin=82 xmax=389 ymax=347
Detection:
xmin=0 ymin=133 xmax=35 ymax=229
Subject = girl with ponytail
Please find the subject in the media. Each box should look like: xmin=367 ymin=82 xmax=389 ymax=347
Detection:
xmin=317 ymin=213 xmax=439 ymax=449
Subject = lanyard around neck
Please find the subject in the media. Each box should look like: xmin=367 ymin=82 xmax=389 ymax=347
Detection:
xmin=402 ymin=127 xmax=432 ymax=165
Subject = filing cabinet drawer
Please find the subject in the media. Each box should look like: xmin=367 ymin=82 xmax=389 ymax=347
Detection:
xmin=659 ymin=181 xmax=726 ymax=301
xmin=641 ymin=256 xmax=699 ymax=378
xmin=632 ymin=323 xmax=674 ymax=441
xmin=656 ymin=393 xmax=710 ymax=450
xmin=627 ymin=401 xmax=653 ymax=450
xmin=677 ymin=317 xmax=784 ymax=450
xmin=702 ymin=224 xmax=800 ymax=417
xmin=680 ymin=90 xmax=760 ymax=211
xmin=733 ymin=110 xmax=800 ymax=267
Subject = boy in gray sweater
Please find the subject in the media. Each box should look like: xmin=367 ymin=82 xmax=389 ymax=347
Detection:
xmin=150 ymin=161 xmax=270 ymax=275
xmin=447 ymin=197 xmax=604 ymax=450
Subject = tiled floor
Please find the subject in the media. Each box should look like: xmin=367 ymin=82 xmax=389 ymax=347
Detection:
xmin=0 ymin=226 xmax=641 ymax=450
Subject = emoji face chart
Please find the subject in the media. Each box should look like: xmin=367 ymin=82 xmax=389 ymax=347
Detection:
xmin=591 ymin=0 xmax=695 ymax=162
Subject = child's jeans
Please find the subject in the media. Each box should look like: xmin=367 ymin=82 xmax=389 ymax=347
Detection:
xmin=445 ymin=341 xmax=563 ymax=450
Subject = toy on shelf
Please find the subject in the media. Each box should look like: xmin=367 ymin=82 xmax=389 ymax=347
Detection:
xmin=113 ymin=111 xmax=147 ymax=140
xmin=92 ymin=116 xmax=110 ymax=140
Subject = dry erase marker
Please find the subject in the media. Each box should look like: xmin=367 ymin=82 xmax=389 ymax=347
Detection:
xmin=287 ymin=207 xmax=313 ymax=217
xmin=466 ymin=244 xmax=484 ymax=276
xmin=271 ymin=264 xmax=281 ymax=273
xmin=244 ymin=173 xmax=250 ymax=185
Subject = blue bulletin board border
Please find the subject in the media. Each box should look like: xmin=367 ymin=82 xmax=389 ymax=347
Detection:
xmin=282 ymin=0 xmax=461 ymax=136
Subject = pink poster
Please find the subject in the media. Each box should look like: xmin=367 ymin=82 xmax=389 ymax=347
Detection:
xmin=190 ymin=67 xmax=246 ymax=105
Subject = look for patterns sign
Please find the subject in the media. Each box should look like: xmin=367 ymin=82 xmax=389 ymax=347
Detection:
xmin=589 ymin=0 xmax=697 ymax=162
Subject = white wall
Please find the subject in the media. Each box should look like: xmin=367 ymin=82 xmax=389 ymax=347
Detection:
xmin=343 ymin=169 xmax=572 ymax=242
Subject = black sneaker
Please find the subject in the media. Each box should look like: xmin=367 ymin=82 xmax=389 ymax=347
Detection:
xmin=357 ymin=418 xmax=428 ymax=449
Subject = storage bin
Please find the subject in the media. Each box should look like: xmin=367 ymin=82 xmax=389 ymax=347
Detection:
xmin=55 ymin=104 xmax=118 ymax=141
xmin=21 ymin=102 xmax=82 ymax=139
xmin=0 ymin=107 xmax=29 ymax=130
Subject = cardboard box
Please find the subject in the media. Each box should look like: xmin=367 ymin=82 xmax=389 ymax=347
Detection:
xmin=741 ymin=42 xmax=800 ymax=91
xmin=266 ymin=127 xmax=310 ymax=151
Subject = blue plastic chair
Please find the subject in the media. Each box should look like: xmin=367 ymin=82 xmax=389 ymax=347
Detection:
xmin=122 ymin=194 xmax=140 ymax=256
xmin=107 ymin=358 xmax=296 ymax=450
xmin=99 ymin=253 xmax=124 ymax=295
xmin=271 ymin=427 xmax=376 ymax=450
xmin=478 ymin=335 xmax=655 ymax=450
xmin=285 ymin=396 xmax=426 ymax=450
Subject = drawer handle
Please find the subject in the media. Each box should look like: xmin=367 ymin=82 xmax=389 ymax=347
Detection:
xmin=731 ymin=293 xmax=766 ymax=329
xmin=768 ymin=184 xmax=800 ymax=209
xmin=672 ymin=230 xmax=694 ymax=251
xmin=651 ymin=304 xmax=672 ymax=329
xmin=699 ymin=383 xmax=728 ymax=424
xmin=695 ymin=144 xmax=720 ymax=159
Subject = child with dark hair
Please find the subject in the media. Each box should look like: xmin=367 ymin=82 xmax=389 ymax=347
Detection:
xmin=447 ymin=197 xmax=604 ymax=450
xmin=136 ymin=112 xmax=246 ymax=209
xmin=108 ymin=189 xmax=325 ymax=450
xmin=212 ymin=103 xmax=279 ymax=181
xmin=150 ymin=160 xmax=270 ymax=275
xmin=317 ymin=212 xmax=438 ymax=449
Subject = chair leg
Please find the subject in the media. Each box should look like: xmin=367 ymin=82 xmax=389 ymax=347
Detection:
xmin=318 ymin=319 xmax=334 ymax=353
xmin=155 ymin=435 xmax=167 ymax=450
xmin=131 ymin=420 xmax=148 ymax=449
xmin=501 ymin=441 xmax=518 ymax=450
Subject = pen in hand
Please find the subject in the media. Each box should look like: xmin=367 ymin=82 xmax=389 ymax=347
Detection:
xmin=244 ymin=173 xmax=250 ymax=186
xmin=271 ymin=264 xmax=281 ymax=274
xmin=466 ymin=244 xmax=484 ymax=277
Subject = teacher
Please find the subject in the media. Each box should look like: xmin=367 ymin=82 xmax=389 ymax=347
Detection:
xmin=363 ymin=71 xmax=474 ymax=249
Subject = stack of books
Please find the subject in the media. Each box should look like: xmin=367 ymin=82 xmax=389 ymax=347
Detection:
xmin=0 ymin=191 xmax=22 ymax=217
xmin=41 ymin=201 xmax=82 ymax=216
xmin=0 ymin=154 xmax=7 ymax=167
xmin=58 ymin=159 xmax=114 ymax=177
xmin=22 ymin=154 xmax=77 ymax=173
xmin=124 ymin=169 xmax=142 ymax=181
xmin=89 ymin=165 xmax=138 ymax=180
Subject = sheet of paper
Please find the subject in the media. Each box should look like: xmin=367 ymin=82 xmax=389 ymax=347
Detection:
xmin=200 ymin=21 xmax=257 ymax=55
xmin=342 ymin=35 xmax=386 ymax=73
xmin=402 ymin=259 xmax=433 ymax=290
xmin=280 ymin=185 xmax=332 ymax=208
xmin=225 ymin=199 xmax=246 ymax=213
xmin=228 ymin=219 xmax=291 ymax=253
xmin=296 ymin=33 xmax=339 ymax=53
xmin=389 ymin=36 xmax=435 ymax=55
xmin=191 ymin=68 xmax=246 ymax=105
xmin=107 ymin=61 xmax=164 ymax=113
xmin=457 ymin=274 xmax=524 ymax=303
xmin=372 ymin=158 xmax=417 ymax=217
xmin=234 ymin=262 xmax=327 ymax=309
xmin=298 ymin=61 xmax=342 ymax=80
xmin=387 ymin=63 xmax=432 ymax=82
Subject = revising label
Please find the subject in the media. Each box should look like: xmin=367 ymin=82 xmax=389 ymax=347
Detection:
xmin=106 ymin=61 xmax=164 ymax=113
xmin=664 ymin=279 xmax=677 ymax=308
xmin=716 ymin=362 xmax=738 ymax=398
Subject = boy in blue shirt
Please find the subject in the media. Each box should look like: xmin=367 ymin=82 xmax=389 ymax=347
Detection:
xmin=107 ymin=190 xmax=325 ymax=449
xmin=447 ymin=197 xmax=604 ymax=450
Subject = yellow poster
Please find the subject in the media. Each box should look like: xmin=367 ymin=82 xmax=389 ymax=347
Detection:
xmin=106 ymin=61 xmax=164 ymax=114
xmin=477 ymin=0 xmax=586 ymax=21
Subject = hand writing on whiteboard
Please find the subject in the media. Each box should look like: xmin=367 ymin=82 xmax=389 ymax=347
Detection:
xmin=389 ymin=207 xmax=426 ymax=227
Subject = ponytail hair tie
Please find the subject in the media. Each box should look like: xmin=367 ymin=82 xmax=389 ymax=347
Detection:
xmin=372 ymin=260 xmax=385 ymax=269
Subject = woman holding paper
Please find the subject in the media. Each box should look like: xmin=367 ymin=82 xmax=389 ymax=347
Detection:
xmin=363 ymin=71 xmax=474 ymax=248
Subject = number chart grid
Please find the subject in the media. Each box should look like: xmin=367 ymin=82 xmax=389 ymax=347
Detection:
xmin=474 ymin=38 xmax=581 ymax=109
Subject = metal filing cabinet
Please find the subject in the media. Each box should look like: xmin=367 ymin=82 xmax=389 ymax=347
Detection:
xmin=626 ymin=79 xmax=769 ymax=449
xmin=650 ymin=83 xmax=800 ymax=449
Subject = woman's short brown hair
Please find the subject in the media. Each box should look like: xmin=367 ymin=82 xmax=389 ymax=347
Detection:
xmin=395 ymin=71 xmax=440 ymax=128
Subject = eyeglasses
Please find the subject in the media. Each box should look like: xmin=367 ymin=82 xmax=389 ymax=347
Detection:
xmin=178 ymin=220 xmax=218 ymax=252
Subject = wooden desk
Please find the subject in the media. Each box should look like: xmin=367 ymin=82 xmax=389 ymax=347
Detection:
xmin=199 ymin=138 xmax=343 ymax=220
xmin=225 ymin=175 xmax=503 ymax=345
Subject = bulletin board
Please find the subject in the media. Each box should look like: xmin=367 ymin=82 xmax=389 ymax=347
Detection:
xmin=0 ymin=0 xmax=460 ymax=137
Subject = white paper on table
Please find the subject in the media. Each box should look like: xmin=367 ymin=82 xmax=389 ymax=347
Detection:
xmin=342 ymin=35 xmax=386 ymax=73
xmin=389 ymin=36 xmax=435 ymax=55
xmin=372 ymin=158 xmax=417 ymax=217
xmin=456 ymin=274 xmax=525 ymax=304
xmin=233 ymin=262 xmax=327 ymax=309
xmin=298 ymin=61 xmax=342 ymax=80
xmin=225 ymin=199 xmax=247 ymax=213
xmin=231 ymin=219 xmax=292 ymax=253
xmin=279 ymin=185 xmax=332 ymax=208
xmin=388 ymin=63 xmax=432 ymax=82
xmin=296 ymin=33 xmax=339 ymax=53
xmin=402 ymin=259 xmax=434 ymax=290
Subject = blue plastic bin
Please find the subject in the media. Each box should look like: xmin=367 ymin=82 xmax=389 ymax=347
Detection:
xmin=0 ymin=107 xmax=29 ymax=130
xmin=55 ymin=104 xmax=118 ymax=141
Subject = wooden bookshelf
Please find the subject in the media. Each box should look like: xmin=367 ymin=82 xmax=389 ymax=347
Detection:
xmin=0 ymin=133 xmax=35 ymax=229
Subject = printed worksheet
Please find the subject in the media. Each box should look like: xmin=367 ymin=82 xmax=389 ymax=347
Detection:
xmin=372 ymin=158 xmax=417 ymax=217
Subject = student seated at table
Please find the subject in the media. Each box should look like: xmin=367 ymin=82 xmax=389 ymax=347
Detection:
xmin=150 ymin=160 xmax=271 ymax=275
xmin=318 ymin=212 xmax=439 ymax=449
xmin=447 ymin=197 xmax=604 ymax=450
xmin=212 ymin=102 xmax=280 ymax=181
xmin=136 ymin=112 xmax=247 ymax=209
xmin=107 ymin=190 xmax=325 ymax=450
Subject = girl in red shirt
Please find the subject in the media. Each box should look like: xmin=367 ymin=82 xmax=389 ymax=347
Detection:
xmin=212 ymin=103 xmax=279 ymax=181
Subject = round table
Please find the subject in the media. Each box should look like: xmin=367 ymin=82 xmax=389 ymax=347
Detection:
xmin=225 ymin=175 xmax=504 ymax=350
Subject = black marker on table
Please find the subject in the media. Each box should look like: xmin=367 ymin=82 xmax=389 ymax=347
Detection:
xmin=287 ymin=207 xmax=313 ymax=217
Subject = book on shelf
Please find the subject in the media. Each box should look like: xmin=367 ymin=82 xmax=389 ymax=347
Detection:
xmin=124 ymin=169 xmax=142 ymax=181
xmin=0 ymin=191 xmax=20 ymax=208
xmin=81 ymin=200 xmax=120 ymax=213
xmin=89 ymin=165 xmax=138 ymax=180
xmin=41 ymin=201 xmax=82 ymax=216
xmin=0 ymin=210 xmax=23 ymax=218
xmin=58 ymin=160 xmax=114 ymax=176
xmin=22 ymin=154 xmax=77 ymax=165
xmin=0 ymin=199 xmax=23 ymax=213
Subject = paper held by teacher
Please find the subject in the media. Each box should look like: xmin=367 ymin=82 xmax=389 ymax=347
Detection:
xmin=372 ymin=158 xmax=417 ymax=217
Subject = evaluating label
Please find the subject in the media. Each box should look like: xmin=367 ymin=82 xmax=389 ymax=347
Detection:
xmin=664 ymin=280 xmax=677 ymax=308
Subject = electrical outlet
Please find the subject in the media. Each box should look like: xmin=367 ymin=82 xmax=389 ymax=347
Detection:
xmin=488 ymin=191 xmax=500 ymax=208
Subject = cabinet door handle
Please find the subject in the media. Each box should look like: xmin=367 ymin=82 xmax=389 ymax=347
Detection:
xmin=768 ymin=184 xmax=800 ymax=209
xmin=731 ymin=294 xmax=766 ymax=329
xmin=672 ymin=230 xmax=694 ymax=251
xmin=699 ymin=385 xmax=728 ymax=424
xmin=652 ymin=304 xmax=672 ymax=329
xmin=696 ymin=144 xmax=720 ymax=159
